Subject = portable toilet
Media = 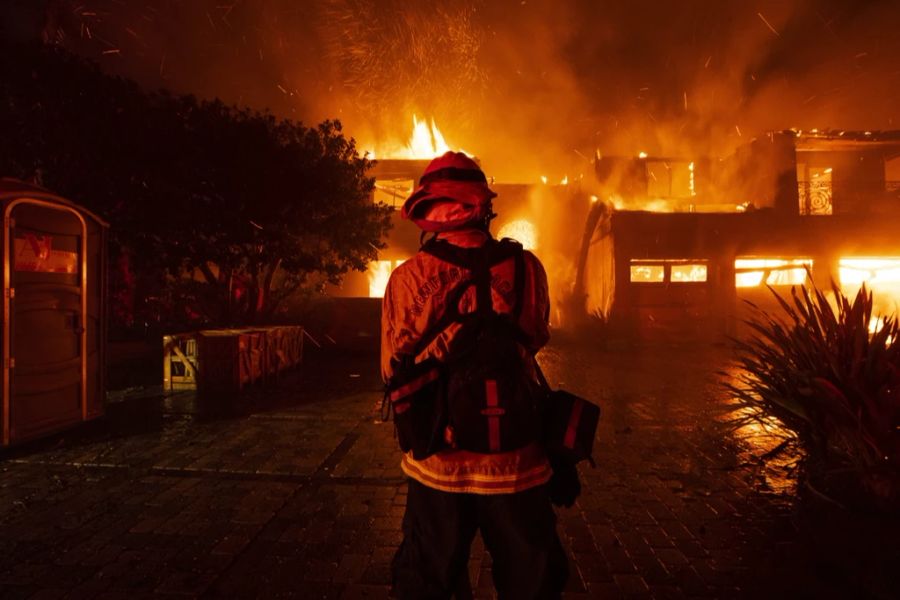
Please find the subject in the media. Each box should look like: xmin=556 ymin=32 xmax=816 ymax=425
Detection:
xmin=1 ymin=179 xmax=108 ymax=446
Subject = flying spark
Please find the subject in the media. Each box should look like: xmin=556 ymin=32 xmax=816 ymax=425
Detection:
xmin=757 ymin=12 xmax=780 ymax=36
xmin=320 ymin=0 xmax=487 ymax=124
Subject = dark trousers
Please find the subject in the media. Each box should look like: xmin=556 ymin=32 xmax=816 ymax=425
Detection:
xmin=391 ymin=479 xmax=569 ymax=600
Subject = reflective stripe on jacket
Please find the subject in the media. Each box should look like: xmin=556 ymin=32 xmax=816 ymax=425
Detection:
xmin=381 ymin=228 xmax=553 ymax=494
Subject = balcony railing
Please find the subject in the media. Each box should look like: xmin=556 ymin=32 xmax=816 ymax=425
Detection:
xmin=798 ymin=180 xmax=833 ymax=215
xmin=798 ymin=180 xmax=900 ymax=215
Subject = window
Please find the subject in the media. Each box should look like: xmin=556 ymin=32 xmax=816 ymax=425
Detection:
xmin=629 ymin=260 xmax=708 ymax=283
xmin=630 ymin=264 xmax=665 ymax=283
xmin=839 ymin=258 xmax=900 ymax=286
xmin=735 ymin=258 xmax=812 ymax=287
xmin=374 ymin=179 xmax=414 ymax=209
xmin=839 ymin=258 xmax=900 ymax=318
xmin=671 ymin=264 xmax=707 ymax=282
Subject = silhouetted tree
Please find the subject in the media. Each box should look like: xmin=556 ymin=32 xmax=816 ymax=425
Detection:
xmin=0 ymin=42 xmax=391 ymax=327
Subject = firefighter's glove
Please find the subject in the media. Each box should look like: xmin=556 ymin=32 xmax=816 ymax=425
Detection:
xmin=548 ymin=456 xmax=581 ymax=508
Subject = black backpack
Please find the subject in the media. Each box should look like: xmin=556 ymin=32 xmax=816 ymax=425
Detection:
xmin=384 ymin=238 xmax=544 ymax=459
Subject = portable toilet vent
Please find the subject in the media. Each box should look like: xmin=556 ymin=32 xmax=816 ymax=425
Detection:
xmin=1 ymin=179 xmax=108 ymax=446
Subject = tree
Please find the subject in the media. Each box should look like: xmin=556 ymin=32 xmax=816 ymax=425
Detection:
xmin=0 ymin=42 xmax=392 ymax=327
xmin=134 ymin=102 xmax=390 ymax=324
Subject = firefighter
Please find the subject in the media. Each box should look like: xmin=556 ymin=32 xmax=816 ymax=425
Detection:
xmin=382 ymin=151 xmax=570 ymax=599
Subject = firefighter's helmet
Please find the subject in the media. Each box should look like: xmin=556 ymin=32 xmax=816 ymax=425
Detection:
xmin=401 ymin=151 xmax=497 ymax=232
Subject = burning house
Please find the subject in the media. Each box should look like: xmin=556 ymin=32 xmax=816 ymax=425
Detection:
xmin=334 ymin=117 xmax=586 ymax=312
xmin=328 ymin=124 xmax=900 ymax=343
xmin=575 ymin=130 xmax=900 ymax=338
xmin=341 ymin=161 xmax=580 ymax=302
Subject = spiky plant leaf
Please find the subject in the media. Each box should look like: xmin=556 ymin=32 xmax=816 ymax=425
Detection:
xmin=725 ymin=281 xmax=900 ymax=506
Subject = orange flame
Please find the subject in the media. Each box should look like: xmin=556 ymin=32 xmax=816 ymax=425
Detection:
xmin=497 ymin=219 xmax=538 ymax=250
xmin=370 ymin=115 xmax=453 ymax=160
xmin=367 ymin=260 xmax=393 ymax=298
xmin=407 ymin=115 xmax=449 ymax=158
xmin=839 ymin=257 xmax=900 ymax=318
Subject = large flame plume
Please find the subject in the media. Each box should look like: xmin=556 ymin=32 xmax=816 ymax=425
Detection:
xmin=370 ymin=115 xmax=451 ymax=160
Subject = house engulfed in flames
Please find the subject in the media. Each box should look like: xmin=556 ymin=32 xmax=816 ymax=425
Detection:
xmin=344 ymin=159 xmax=569 ymax=300
xmin=335 ymin=117 xmax=580 ymax=303
xmin=575 ymin=130 xmax=900 ymax=338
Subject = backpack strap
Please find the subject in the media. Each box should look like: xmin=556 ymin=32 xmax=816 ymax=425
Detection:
xmin=512 ymin=242 xmax=526 ymax=320
xmin=411 ymin=276 xmax=476 ymax=357
xmin=422 ymin=237 xmax=526 ymax=317
xmin=409 ymin=238 xmax=531 ymax=358
xmin=421 ymin=236 xmax=522 ymax=267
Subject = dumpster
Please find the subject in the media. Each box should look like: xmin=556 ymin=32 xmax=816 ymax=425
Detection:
xmin=1 ymin=179 xmax=108 ymax=446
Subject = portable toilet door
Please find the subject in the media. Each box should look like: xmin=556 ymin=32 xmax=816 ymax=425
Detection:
xmin=1 ymin=180 xmax=108 ymax=446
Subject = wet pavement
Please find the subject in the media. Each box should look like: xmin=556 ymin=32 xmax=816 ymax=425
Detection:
xmin=0 ymin=339 xmax=868 ymax=598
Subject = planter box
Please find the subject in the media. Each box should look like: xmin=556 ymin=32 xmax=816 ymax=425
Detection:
xmin=251 ymin=325 xmax=305 ymax=378
xmin=162 ymin=333 xmax=199 ymax=390
xmin=197 ymin=329 xmax=265 ymax=394
xmin=162 ymin=326 xmax=304 ymax=394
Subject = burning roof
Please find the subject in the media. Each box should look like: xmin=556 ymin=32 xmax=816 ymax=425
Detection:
xmin=788 ymin=129 xmax=900 ymax=143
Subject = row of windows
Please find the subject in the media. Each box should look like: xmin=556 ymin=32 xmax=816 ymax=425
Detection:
xmin=630 ymin=261 xmax=708 ymax=283
xmin=366 ymin=257 xmax=900 ymax=299
xmin=628 ymin=258 xmax=900 ymax=287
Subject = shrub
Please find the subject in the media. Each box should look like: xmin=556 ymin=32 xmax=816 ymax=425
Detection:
xmin=726 ymin=281 xmax=900 ymax=511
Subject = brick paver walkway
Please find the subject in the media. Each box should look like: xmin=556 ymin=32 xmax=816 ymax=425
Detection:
xmin=0 ymin=341 xmax=857 ymax=598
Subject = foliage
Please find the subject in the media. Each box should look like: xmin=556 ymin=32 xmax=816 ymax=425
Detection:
xmin=726 ymin=281 xmax=900 ymax=509
xmin=0 ymin=42 xmax=392 ymax=327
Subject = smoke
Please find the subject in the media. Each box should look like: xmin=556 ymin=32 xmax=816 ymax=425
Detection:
xmin=18 ymin=0 xmax=900 ymax=180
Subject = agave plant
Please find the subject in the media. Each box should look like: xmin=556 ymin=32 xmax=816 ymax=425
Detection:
xmin=726 ymin=280 xmax=900 ymax=509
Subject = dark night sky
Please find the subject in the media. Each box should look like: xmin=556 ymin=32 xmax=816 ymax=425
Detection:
xmin=4 ymin=0 xmax=900 ymax=180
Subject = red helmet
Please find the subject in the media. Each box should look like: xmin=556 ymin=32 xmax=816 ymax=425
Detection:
xmin=401 ymin=151 xmax=497 ymax=232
